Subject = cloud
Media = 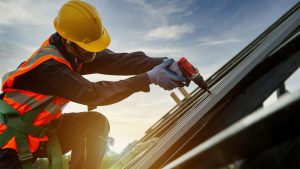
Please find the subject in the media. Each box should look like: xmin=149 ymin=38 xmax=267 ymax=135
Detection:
xmin=196 ymin=37 xmax=241 ymax=46
xmin=125 ymin=0 xmax=193 ymax=25
xmin=0 ymin=43 xmax=30 ymax=71
xmin=126 ymin=46 xmax=182 ymax=54
xmin=181 ymin=11 xmax=193 ymax=17
xmin=145 ymin=24 xmax=194 ymax=40
xmin=0 ymin=0 xmax=51 ymax=26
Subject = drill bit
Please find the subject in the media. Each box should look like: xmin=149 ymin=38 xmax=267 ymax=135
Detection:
xmin=193 ymin=75 xmax=212 ymax=95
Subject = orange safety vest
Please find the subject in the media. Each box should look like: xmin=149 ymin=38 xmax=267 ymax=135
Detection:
xmin=0 ymin=39 xmax=73 ymax=153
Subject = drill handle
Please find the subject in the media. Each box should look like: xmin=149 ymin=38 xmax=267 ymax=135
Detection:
xmin=165 ymin=69 xmax=190 ymax=87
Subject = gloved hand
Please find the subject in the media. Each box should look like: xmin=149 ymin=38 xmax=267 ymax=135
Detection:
xmin=167 ymin=59 xmax=184 ymax=77
xmin=166 ymin=58 xmax=191 ymax=87
xmin=147 ymin=59 xmax=186 ymax=90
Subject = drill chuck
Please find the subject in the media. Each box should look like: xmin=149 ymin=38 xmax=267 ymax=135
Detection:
xmin=193 ymin=74 xmax=211 ymax=94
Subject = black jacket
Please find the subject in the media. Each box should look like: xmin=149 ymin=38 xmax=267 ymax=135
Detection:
xmin=10 ymin=33 xmax=164 ymax=106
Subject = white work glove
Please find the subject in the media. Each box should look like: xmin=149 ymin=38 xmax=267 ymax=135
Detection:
xmin=167 ymin=59 xmax=184 ymax=77
xmin=147 ymin=59 xmax=186 ymax=90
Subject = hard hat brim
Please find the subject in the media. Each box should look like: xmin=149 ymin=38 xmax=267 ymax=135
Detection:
xmin=76 ymin=27 xmax=111 ymax=52
xmin=54 ymin=17 xmax=111 ymax=52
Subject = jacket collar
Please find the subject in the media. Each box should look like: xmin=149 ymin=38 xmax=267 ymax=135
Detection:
xmin=49 ymin=33 xmax=83 ymax=71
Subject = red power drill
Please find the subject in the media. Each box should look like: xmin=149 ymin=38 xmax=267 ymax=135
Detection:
xmin=177 ymin=57 xmax=212 ymax=94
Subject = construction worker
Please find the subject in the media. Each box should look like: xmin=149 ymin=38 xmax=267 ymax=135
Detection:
xmin=0 ymin=0 xmax=186 ymax=169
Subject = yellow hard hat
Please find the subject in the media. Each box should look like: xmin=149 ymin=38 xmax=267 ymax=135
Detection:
xmin=54 ymin=0 xmax=110 ymax=52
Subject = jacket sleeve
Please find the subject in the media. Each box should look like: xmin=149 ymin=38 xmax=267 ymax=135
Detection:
xmin=80 ymin=49 xmax=164 ymax=75
xmin=12 ymin=59 xmax=151 ymax=106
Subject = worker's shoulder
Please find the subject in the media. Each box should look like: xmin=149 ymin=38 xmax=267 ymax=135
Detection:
xmin=37 ymin=58 xmax=70 ymax=70
xmin=35 ymin=45 xmax=65 ymax=60
xmin=29 ymin=45 xmax=73 ymax=70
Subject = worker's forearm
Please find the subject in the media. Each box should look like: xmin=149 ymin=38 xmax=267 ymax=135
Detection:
xmin=78 ymin=73 xmax=150 ymax=106
xmin=81 ymin=49 xmax=164 ymax=75
xmin=12 ymin=60 xmax=151 ymax=106
xmin=44 ymin=68 xmax=151 ymax=106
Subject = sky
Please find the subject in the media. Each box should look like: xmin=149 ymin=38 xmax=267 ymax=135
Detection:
xmin=0 ymin=0 xmax=299 ymax=153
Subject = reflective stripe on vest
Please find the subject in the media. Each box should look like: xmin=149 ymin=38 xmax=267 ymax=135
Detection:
xmin=2 ymin=45 xmax=73 ymax=90
xmin=0 ymin=44 xmax=71 ymax=153
xmin=4 ymin=92 xmax=66 ymax=115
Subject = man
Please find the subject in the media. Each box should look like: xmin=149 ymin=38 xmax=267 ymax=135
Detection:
xmin=0 ymin=1 xmax=186 ymax=169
